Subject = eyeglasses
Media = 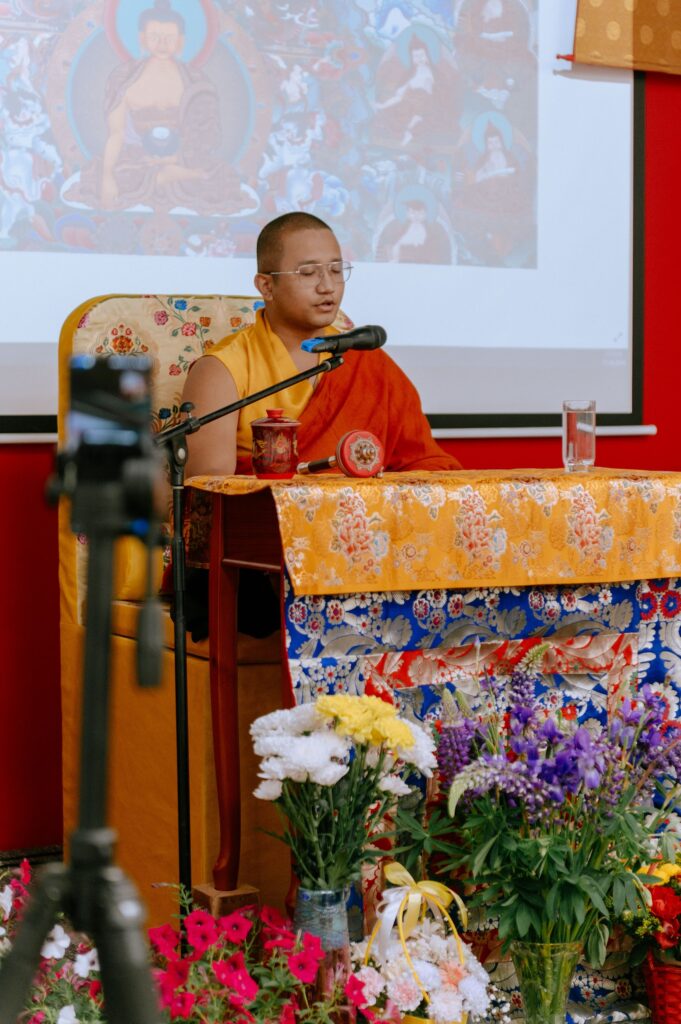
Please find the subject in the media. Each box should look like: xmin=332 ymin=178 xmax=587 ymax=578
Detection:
xmin=264 ymin=260 xmax=353 ymax=284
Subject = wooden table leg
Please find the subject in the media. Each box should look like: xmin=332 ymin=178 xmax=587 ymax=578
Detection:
xmin=208 ymin=491 xmax=241 ymax=892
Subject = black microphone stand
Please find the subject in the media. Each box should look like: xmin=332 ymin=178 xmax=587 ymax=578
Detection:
xmin=155 ymin=353 xmax=344 ymax=901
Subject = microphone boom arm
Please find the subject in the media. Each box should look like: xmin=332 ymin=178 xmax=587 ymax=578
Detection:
xmin=151 ymin=350 xmax=344 ymax=896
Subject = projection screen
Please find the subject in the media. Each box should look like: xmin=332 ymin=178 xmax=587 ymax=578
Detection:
xmin=0 ymin=0 xmax=640 ymax=433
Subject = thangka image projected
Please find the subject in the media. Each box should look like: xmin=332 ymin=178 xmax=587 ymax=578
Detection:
xmin=0 ymin=0 xmax=537 ymax=266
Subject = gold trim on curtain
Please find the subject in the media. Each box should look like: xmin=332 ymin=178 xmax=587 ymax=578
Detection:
xmin=573 ymin=0 xmax=681 ymax=75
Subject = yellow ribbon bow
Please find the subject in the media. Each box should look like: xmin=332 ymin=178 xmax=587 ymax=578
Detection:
xmin=366 ymin=863 xmax=469 ymax=1009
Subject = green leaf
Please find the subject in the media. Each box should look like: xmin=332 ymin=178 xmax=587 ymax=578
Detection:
xmin=613 ymin=877 xmax=626 ymax=917
xmin=448 ymin=775 xmax=471 ymax=816
xmin=472 ymin=835 xmax=498 ymax=878
xmin=516 ymin=903 xmax=532 ymax=937
xmin=577 ymin=876 xmax=608 ymax=917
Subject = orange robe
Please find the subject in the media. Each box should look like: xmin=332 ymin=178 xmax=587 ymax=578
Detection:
xmin=206 ymin=309 xmax=460 ymax=473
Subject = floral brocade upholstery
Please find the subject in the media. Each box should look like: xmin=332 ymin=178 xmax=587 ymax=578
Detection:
xmin=57 ymin=293 xmax=354 ymax=621
xmin=57 ymin=293 xmax=353 ymax=926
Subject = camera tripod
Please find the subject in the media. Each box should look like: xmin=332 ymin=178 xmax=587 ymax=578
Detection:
xmin=0 ymin=466 xmax=162 ymax=1020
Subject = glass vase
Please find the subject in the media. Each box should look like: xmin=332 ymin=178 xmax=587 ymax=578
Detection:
xmin=294 ymin=887 xmax=352 ymax=1010
xmin=510 ymin=940 xmax=581 ymax=1024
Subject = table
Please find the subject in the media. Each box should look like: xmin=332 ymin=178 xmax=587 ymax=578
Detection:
xmin=188 ymin=468 xmax=681 ymax=891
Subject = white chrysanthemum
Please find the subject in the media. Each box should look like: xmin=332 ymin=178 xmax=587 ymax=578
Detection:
xmin=56 ymin=1007 xmax=79 ymax=1024
xmin=428 ymin=986 xmax=464 ymax=1023
xmin=386 ymin=972 xmax=422 ymax=1012
xmin=253 ymin=731 xmax=350 ymax=764
xmin=310 ymin=761 xmax=350 ymax=785
xmin=378 ymin=773 xmax=412 ymax=796
xmin=253 ymin=778 xmax=283 ymax=800
xmin=0 ymin=885 xmax=13 ymax=921
xmin=462 ymin=944 xmax=490 ymax=985
xmin=250 ymin=703 xmax=323 ymax=739
xmin=74 ymin=948 xmax=100 ymax=978
xmin=353 ymin=965 xmax=385 ymax=1004
xmin=41 ymin=924 xmax=71 ymax=960
xmin=350 ymin=938 xmax=370 ymax=965
xmin=397 ymin=721 xmax=437 ymax=775
xmin=258 ymin=755 xmax=308 ymax=783
xmin=255 ymin=731 xmax=351 ymax=786
xmin=459 ymin=973 xmax=491 ymax=1016
xmin=410 ymin=958 xmax=442 ymax=990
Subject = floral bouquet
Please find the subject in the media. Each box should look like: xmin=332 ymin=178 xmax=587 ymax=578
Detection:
xmin=426 ymin=664 xmax=681 ymax=967
xmin=0 ymin=861 xmax=345 ymax=1023
xmin=250 ymin=694 xmax=436 ymax=892
xmin=622 ymin=857 xmax=681 ymax=965
xmin=345 ymin=864 xmax=490 ymax=1024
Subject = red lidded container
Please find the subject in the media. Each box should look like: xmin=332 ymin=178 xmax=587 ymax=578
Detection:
xmin=251 ymin=408 xmax=300 ymax=479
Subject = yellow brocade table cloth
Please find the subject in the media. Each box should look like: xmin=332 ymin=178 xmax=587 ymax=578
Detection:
xmin=187 ymin=467 xmax=681 ymax=597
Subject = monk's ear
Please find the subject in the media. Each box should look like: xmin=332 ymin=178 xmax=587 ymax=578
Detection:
xmin=254 ymin=272 xmax=273 ymax=302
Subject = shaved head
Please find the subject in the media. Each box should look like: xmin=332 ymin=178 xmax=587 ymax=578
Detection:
xmin=256 ymin=212 xmax=334 ymax=272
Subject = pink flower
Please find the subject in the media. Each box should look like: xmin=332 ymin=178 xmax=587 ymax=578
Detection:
xmin=227 ymin=967 xmax=259 ymax=1003
xmin=168 ymin=364 xmax=182 ymax=376
xmin=158 ymin=959 xmax=191 ymax=1002
xmin=264 ymin=928 xmax=296 ymax=951
xmin=287 ymin=949 xmax=322 ymax=984
xmin=168 ymin=991 xmax=196 ymax=1019
xmin=218 ymin=911 xmax=253 ymax=943
xmin=181 ymin=322 xmax=197 ymax=336
xmin=278 ymin=999 xmax=298 ymax=1023
xmin=345 ymin=974 xmax=368 ymax=1008
xmin=184 ymin=909 xmax=218 ymax=953
xmin=154 ymin=310 xmax=169 ymax=325
xmin=149 ymin=923 xmax=180 ymax=959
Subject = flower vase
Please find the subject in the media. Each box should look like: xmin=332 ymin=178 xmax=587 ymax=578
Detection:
xmin=294 ymin=887 xmax=354 ymax=1019
xmin=510 ymin=940 xmax=581 ymax=1024
xmin=643 ymin=953 xmax=681 ymax=1024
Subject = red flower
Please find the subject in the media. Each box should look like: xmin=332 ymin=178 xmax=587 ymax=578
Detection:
xmin=88 ymin=980 xmax=103 ymax=1001
xmin=649 ymin=885 xmax=681 ymax=922
xmin=264 ymin=928 xmax=296 ymax=951
xmin=19 ymin=860 xmax=31 ymax=886
xmin=562 ymin=704 xmax=578 ymax=720
xmin=260 ymin=905 xmax=289 ymax=930
xmin=345 ymin=974 xmax=368 ymax=1008
xmin=154 ymin=310 xmax=169 ymax=325
xmin=181 ymin=322 xmax=197 ymax=336
xmin=278 ymin=999 xmax=298 ymax=1023
xmin=199 ymin=316 xmax=212 ymax=327
xmin=168 ymin=364 xmax=182 ymax=376
xmin=168 ymin=991 xmax=196 ymax=1019
xmin=157 ymin=959 xmax=191 ymax=1002
xmin=184 ymin=909 xmax=218 ymax=953
xmin=149 ymin=923 xmax=180 ymax=959
xmin=218 ymin=911 xmax=253 ymax=943
xmin=228 ymin=967 xmax=259 ymax=1002
xmin=654 ymin=919 xmax=680 ymax=949
xmin=287 ymin=949 xmax=322 ymax=984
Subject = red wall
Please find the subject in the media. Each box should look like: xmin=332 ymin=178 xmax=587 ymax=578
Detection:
xmin=2 ymin=73 xmax=681 ymax=850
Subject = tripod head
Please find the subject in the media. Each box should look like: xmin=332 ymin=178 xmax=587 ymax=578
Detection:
xmin=52 ymin=354 xmax=164 ymax=539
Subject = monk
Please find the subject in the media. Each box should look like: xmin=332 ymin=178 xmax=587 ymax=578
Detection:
xmin=182 ymin=211 xmax=460 ymax=477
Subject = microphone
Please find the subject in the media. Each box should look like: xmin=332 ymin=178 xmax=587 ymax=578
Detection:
xmin=301 ymin=325 xmax=387 ymax=354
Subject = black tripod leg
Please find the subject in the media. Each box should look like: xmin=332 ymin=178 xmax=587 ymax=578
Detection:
xmin=91 ymin=865 xmax=161 ymax=1024
xmin=0 ymin=863 xmax=69 ymax=1022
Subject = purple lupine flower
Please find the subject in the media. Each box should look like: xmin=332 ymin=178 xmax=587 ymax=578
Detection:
xmin=437 ymin=719 xmax=477 ymax=789
xmin=571 ymin=728 xmax=606 ymax=789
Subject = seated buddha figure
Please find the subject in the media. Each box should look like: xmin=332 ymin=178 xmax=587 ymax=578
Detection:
xmin=71 ymin=0 xmax=242 ymax=213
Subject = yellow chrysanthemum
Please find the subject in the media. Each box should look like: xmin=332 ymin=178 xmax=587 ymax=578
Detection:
xmin=315 ymin=694 xmax=414 ymax=749
xmin=640 ymin=861 xmax=681 ymax=885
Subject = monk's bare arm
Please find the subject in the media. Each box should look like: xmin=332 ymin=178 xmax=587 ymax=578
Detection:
xmin=182 ymin=356 xmax=239 ymax=477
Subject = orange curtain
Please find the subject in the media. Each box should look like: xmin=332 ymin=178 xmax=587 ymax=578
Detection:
xmin=573 ymin=0 xmax=681 ymax=75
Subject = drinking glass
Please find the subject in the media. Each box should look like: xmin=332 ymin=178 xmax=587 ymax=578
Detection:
xmin=562 ymin=400 xmax=596 ymax=472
